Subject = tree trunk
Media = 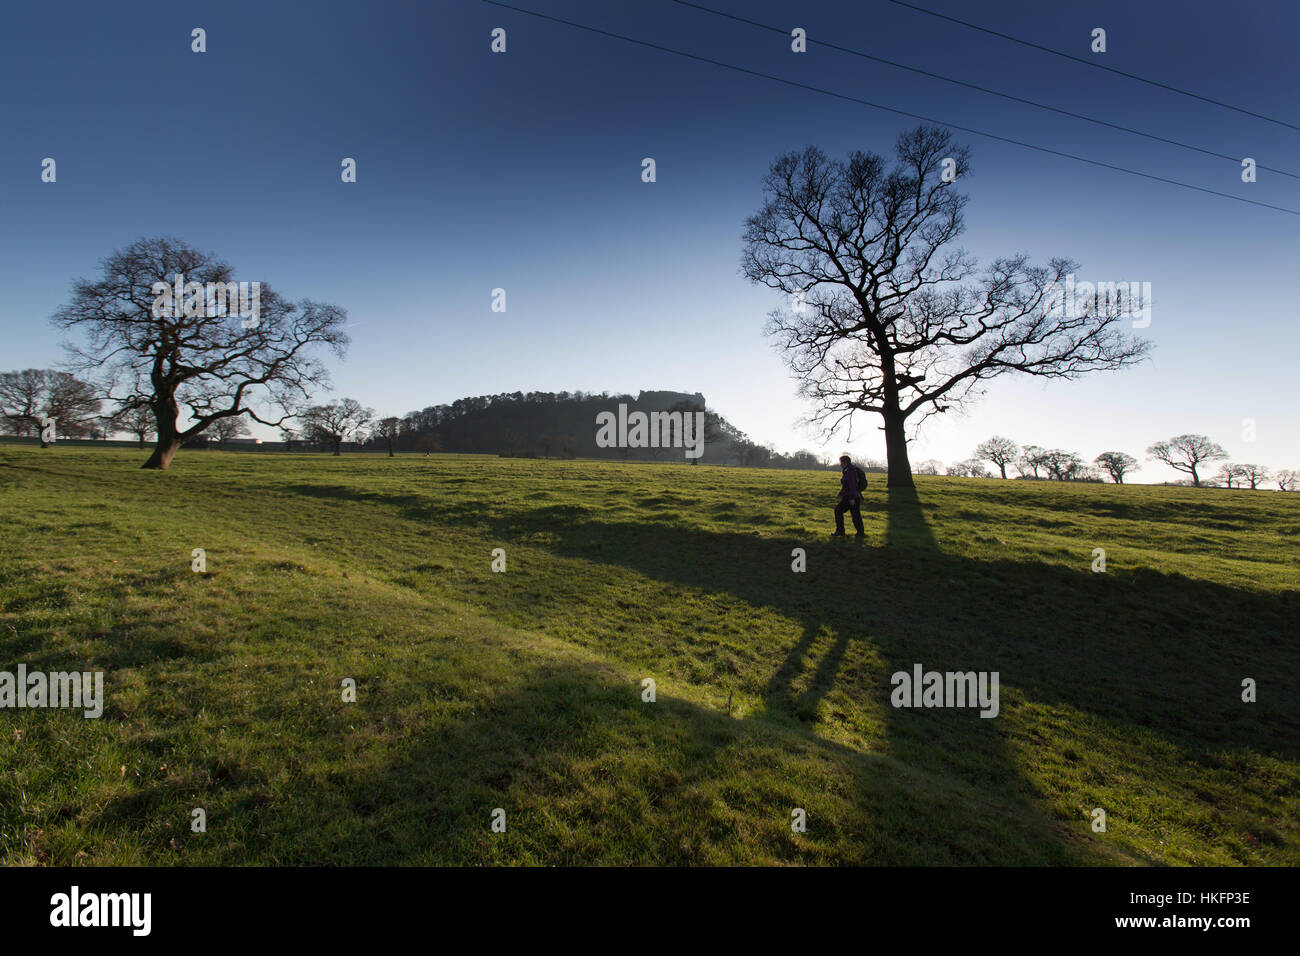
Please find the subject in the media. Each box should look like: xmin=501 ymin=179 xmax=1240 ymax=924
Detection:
xmin=143 ymin=437 xmax=181 ymax=469
xmin=879 ymin=346 xmax=915 ymax=488
xmin=333 ymin=437 xmax=341 ymax=456
xmin=1191 ymin=465 xmax=1200 ymax=487
xmin=882 ymin=408 xmax=914 ymax=488
xmin=142 ymin=394 xmax=182 ymax=469
xmin=999 ymin=463 xmax=1007 ymax=479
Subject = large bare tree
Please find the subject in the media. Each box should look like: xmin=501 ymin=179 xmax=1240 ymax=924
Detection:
xmin=745 ymin=126 xmax=1151 ymax=487
xmin=1147 ymin=434 xmax=1226 ymax=487
xmin=53 ymin=237 xmax=348 ymax=469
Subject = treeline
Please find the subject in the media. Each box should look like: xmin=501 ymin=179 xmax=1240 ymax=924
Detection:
xmin=10 ymin=365 xmax=1292 ymax=487
xmin=0 ymin=370 xmax=830 ymax=469
xmin=945 ymin=435 xmax=1297 ymax=490
xmin=289 ymin=390 xmax=829 ymax=468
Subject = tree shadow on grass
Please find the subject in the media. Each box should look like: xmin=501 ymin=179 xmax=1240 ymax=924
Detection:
xmin=275 ymin=481 xmax=1299 ymax=863
xmin=159 ymin=660 xmax=1100 ymax=865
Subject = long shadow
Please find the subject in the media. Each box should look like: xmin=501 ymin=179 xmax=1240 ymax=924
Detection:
xmin=136 ymin=661 xmax=1097 ymax=864
xmin=276 ymin=480 xmax=1299 ymax=862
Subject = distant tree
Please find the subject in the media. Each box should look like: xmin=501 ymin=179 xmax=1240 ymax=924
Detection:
xmin=1147 ymin=434 xmax=1227 ymax=487
xmin=374 ymin=416 xmax=402 ymax=457
xmin=1214 ymin=463 xmax=1246 ymax=489
xmin=300 ymin=399 xmax=373 ymax=455
xmin=974 ymin=436 xmax=1018 ymax=479
xmin=1043 ymin=449 xmax=1084 ymax=481
xmin=965 ymin=459 xmax=990 ymax=478
xmin=1275 ymin=469 xmax=1298 ymax=491
xmin=52 ymin=236 xmax=348 ymax=469
xmin=0 ymin=369 xmax=101 ymax=444
xmin=736 ymin=440 xmax=773 ymax=468
xmin=0 ymin=369 xmax=45 ymax=436
xmin=913 ymin=459 xmax=942 ymax=476
xmin=946 ymin=461 xmax=969 ymax=477
xmin=280 ymin=426 xmax=301 ymax=451
xmin=1016 ymin=444 xmax=1050 ymax=479
xmin=1237 ymin=463 xmax=1269 ymax=490
xmin=44 ymin=373 xmax=102 ymax=441
xmin=537 ymin=434 xmax=556 ymax=458
xmin=210 ymin=415 xmax=250 ymax=450
xmin=415 ymin=432 xmax=442 ymax=455
xmin=113 ymin=402 xmax=155 ymax=447
xmin=1094 ymin=451 xmax=1139 ymax=484
xmin=786 ymin=449 xmax=822 ymax=469
xmin=748 ymin=127 xmax=1150 ymax=487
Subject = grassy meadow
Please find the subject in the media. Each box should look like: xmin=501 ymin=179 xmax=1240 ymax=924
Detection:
xmin=0 ymin=443 xmax=1296 ymax=865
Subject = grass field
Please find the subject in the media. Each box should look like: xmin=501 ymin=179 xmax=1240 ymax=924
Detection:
xmin=0 ymin=444 xmax=1296 ymax=865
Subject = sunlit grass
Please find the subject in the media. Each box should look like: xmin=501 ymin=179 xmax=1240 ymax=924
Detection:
xmin=0 ymin=445 xmax=1295 ymax=865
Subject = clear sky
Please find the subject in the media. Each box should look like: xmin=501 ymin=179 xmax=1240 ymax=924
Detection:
xmin=1 ymin=0 xmax=1296 ymax=481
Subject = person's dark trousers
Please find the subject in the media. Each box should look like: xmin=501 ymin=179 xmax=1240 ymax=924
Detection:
xmin=834 ymin=497 xmax=864 ymax=535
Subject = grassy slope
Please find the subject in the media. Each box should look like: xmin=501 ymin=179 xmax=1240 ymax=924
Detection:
xmin=0 ymin=445 xmax=1296 ymax=865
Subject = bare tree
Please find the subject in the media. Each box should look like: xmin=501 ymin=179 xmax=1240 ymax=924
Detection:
xmin=0 ymin=369 xmax=45 ymax=436
xmin=1214 ymin=463 xmax=1245 ymax=489
xmin=1017 ymin=444 xmax=1050 ymax=479
xmin=210 ymin=415 xmax=250 ymax=450
xmin=113 ymin=401 xmax=155 ymax=447
xmin=1276 ymin=469 xmax=1298 ymax=492
xmin=52 ymin=236 xmax=348 ymax=469
xmin=1043 ymin=449 xmax=1084 ymax=481
xmin=913 ymin=459 xmax=942 ymax=476
xmin=300 ymin=398 xmax=373 ymax=455
xmin=374 ymin=416 xmax=402 ymax=457
xmin=1237 ymin=463 xmax=1269 ymax=490
xmin=0 ymin=369 xmax=100 ymax=444
xmin=44 ymin=373 xmax=101 ymax=440
xmin=974 ymin=436 xmax=1018 ymax=479
xmin=1094 ymin=451 xmax=1139 ymax=484
xmin=747 ymin=127 xmax=1150 ymax=487
xmin=1147 ymin=434 xmax=1227 ymax=487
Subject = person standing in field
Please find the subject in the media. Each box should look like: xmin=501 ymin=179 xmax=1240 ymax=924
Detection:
xmin=832 ymin=453 xmax=866 ymax=538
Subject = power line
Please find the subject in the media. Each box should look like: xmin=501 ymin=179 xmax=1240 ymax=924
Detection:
xmin=884 ymin=0 xmax=1300 ymax=132
xmin=481 ymin=0 xmax=1300 ymax=216
xmin=669 ymin=0 xmax=1299 ymax=180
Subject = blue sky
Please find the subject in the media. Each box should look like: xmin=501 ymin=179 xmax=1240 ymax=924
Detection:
xmin=1 ymin=0 xmax=1296 ymax=480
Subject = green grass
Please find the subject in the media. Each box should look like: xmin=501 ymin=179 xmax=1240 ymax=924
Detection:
xmin=0 ymin=444 xmax=1296 ymax=865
